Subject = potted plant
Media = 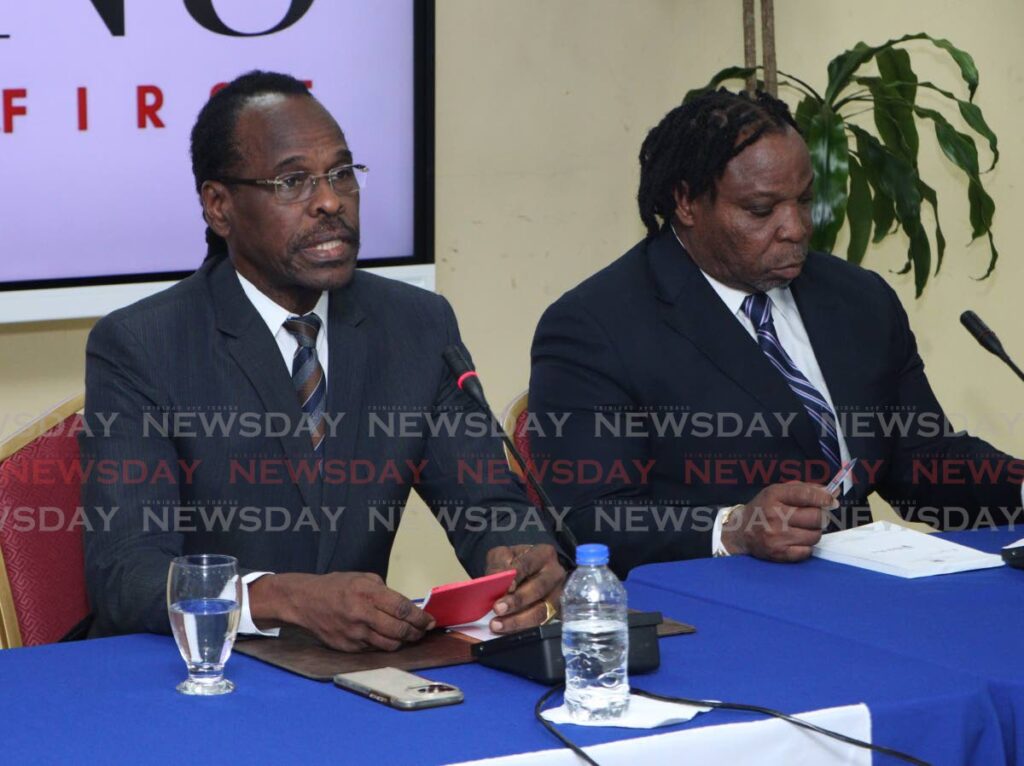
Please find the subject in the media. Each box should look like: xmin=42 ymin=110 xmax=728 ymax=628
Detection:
xmin=687 ymin=33 xmax=998 ymax=296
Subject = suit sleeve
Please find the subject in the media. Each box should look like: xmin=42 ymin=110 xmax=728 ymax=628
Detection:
xmin=81 ymin=315 xmax=184 ymax=636
xmin=530 ymin=292 xmax=714 ymax=576
xmin=870 ymin=273 xmax=1023 ymax=525
xmin=412 ymin=295 xmax=559 ymax=577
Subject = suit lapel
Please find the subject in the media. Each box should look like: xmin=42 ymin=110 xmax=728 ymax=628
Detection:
xmin=647 ymin=229 xmax=824 ymax=462
xmin=208 ymin=258 xmax=320 ymax=511
xmin=316 ymin=276 xmax=369 ymax=572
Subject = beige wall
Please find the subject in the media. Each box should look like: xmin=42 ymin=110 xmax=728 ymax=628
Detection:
xmin=2 ymin=1 xmax=1022 ymax=593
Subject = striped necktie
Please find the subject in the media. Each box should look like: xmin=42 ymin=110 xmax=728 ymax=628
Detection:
xmin=741 ymin=293 xmax=841 ymax=477
xmin=283 ymin=313 xmax=326 ymax=462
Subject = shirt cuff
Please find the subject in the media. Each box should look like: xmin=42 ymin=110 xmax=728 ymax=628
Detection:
xmin=712 ymin=505 xmax=744 ymax=557
xmin=239 ymin=571 xmax=280 ymax=637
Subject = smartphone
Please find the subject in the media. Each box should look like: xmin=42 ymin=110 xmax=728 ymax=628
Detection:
xmin=333 ymin=667 xmax=464 ymax=710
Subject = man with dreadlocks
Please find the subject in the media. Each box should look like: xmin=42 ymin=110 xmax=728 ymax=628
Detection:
xmin=529 ymin=88 xmax=1022 ymax=577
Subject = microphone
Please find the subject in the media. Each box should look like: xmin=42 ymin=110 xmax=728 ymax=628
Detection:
xmin=960 ymin=311 xmax=1024 ymax=383
xmin=442 ymin=345 xmax=578 ymax=554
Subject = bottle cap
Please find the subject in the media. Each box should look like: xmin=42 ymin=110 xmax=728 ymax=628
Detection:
xmin=575 ymin=543 xmax=609 ymax=566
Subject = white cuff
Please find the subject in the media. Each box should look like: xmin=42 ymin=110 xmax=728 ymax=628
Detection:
xmin=712 ymin=505 xmax=743 ymax=557
xmin=239 ymin=571 xmax=280 ymax=637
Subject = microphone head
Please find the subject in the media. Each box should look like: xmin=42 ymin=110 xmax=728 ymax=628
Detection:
xmin=960 ymin=310 xmax=1005 ymax=357
xmin=442 ymin=344 xmax=488 ymax=406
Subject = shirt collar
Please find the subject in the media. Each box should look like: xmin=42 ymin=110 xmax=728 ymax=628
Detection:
xmin=700 ymin=268 xmax=798 ymax=323
xmin=234 ymin=269 xmax=329 ymax=337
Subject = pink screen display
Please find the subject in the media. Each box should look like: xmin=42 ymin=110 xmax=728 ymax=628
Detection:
xmin=0 ymin=1 xmax=415 ymax=284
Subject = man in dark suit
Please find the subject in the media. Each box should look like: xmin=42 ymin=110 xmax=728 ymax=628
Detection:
xmin=82 ymin=71 xmax=564 ymax=650
xmin=530 ymin=89 xmax=1022 ymax=577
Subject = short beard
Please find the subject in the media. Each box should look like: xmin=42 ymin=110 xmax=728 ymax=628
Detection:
xmin=751 ymin=276 xmax=793 ymax=292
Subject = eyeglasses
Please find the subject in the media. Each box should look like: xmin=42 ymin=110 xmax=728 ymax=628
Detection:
xmin=218 ymin=164 xmax=369 ymax=204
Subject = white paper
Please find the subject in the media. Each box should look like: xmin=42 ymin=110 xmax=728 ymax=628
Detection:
xmin=448 ymin=610 xmax=499 ymax=641
xmin=447 ymin=704 xmax=871 ymax=766
xmin=812 ymin=521 xmax=1004 ymax=578
xmin=541 ymin=694 xmax=711 ymax=729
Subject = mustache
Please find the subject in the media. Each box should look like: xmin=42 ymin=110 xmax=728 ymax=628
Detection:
xmin=293 ymin=221 xmax=360 ymax=250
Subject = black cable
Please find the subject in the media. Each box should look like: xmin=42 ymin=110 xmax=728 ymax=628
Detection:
xmin=534 ymin=685 xmax=600 ymax=766
xmin=534 ymin=684 xmax=931 ymax=766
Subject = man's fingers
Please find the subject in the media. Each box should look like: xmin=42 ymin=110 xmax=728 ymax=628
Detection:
xmin=494 ymin=561 xmax=563 ymax=617
xmin=775 ymin=482 xmax=837 ymax=510
xmin=373 ymin=588 xmax=434 ymax=631
xmin=491 ymin=599 xmax=549 ymax=634
xmin=787 ymin=506 xmax=825 ymax=530
xmin=784 ymin=525 xmax=823 ymax=549
xmin=783 ymin=545 xmax=814 ymax=562
xmin=515 ymin=545 xmax=547 ymax=580
xmin=365 ymin=608 xmax=426 ymax=648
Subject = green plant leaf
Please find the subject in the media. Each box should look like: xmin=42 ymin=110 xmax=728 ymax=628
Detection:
xmin=793 ymin=96 xmax=819 ymax=137
xmin=929 ymin=37 xmax=979 ymax=100
xmin=854 ymin=76 xmax=919 ymax=165
xmin=876 ymin=48 xmax=917 ymax=105
xmin=776 ymin=69 xmax=823 ymax=101
xmin=807 ymin=108 xmax=849 ymax=252
xmin=849 ymin=146 xmax=897 ymax=244
xmin=824 ymin=33 xmax=979 ymax=105
xmin=914 ymin=81 xmax=999 ymax=168
xmin=916 ymin=179 xmax=947 ymax=273
xmin=978 ymin=230 xmax=999 ymax=280
xmin=846 ymin=155 xmax=872 ymax=265
xmin=825 ymin=42 xmax=875 ymax=104
xmin=874 ymin=50 xmax=920 ymax=159
xmin=684 ymin=67 xmax=758 ymax=102
xmin=913 ymin=105 xmax=994 ymax=240
xmin=853 ymin=77 xmax=998 ymax=170
xmin=849 ymin=126 xmax=931 ymax=295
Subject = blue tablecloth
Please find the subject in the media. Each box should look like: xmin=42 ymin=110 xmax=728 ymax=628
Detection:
xmin=630 ymin=527 xmax=1024 ymax=764
xmin=0 ymin=580 xmax=1006 ymax=764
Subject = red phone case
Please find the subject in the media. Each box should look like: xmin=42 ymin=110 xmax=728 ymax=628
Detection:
xmin=422 ymin=569 xmax=517 ymax=627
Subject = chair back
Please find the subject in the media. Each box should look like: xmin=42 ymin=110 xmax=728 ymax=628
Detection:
xmin=0 ymin=394 xmax=90 ymax=648
xmin=499 ymin=390 xmax=542 ymax=508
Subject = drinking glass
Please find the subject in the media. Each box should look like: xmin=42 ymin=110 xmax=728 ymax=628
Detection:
xmin=167 ymin=554 xmax=242 ymax=695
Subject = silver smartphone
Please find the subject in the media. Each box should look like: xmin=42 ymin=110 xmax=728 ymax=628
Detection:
xmin=333 ymin=667 xmax=464 ymax=710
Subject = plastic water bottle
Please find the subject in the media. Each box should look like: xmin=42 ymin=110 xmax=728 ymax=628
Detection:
xmin=561 ymin=543 xmax=630 ymax=720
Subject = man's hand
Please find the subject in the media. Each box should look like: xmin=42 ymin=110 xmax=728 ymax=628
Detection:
xmin=721 ymin=482 xmax=838 ymax=562
xmin=249 ymin=571 xmax=435 ymax=652
xmin=484 ymin=544 xmax=566 ymax=634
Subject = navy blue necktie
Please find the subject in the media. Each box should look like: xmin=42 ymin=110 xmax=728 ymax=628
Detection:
xmin=741 ymin=293 xmax=842 ymax=476
xmin=283 ymin=313 xmax=326 ymax=462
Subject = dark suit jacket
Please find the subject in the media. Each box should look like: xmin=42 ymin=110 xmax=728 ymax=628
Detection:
xmin=82 ymin=255 xmax=551 ymax=636
xmin=530 ymin=227 xmax=1021 ymax=576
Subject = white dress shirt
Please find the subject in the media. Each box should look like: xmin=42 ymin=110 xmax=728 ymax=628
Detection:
xmin=698 ymin=269 xmax=854 ymax=555
xmin=233 ymin=270 xmax=330 ymax=635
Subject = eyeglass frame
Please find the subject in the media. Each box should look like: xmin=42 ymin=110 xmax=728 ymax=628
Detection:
xmin=215 ymin=163 xmax=369 ymax=203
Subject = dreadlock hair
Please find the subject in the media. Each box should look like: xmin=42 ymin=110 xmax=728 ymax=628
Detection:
xmin=189 ymin=70 xmax=312 ymax=259
xmin=637 ymin=88 xmax=799 ymax=238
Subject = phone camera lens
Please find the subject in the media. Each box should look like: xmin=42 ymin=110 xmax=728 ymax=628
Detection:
xmin=418 ymin=684 xmax=455 ymax=694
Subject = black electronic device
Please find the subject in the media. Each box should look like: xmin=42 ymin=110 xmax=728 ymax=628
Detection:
xmin=1002 ymin=542 xmax=1024 ymax=569
xmin=472 ymin=611 xmax=662 ymax=684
